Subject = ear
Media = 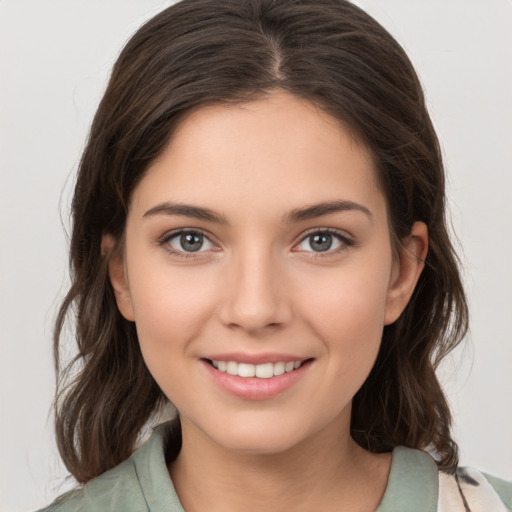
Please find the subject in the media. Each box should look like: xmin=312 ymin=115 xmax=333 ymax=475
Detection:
xmin=101 ymin=234 xmax=135 ymax=322
xmin=384 ymin=221 xmax=428 ymax=325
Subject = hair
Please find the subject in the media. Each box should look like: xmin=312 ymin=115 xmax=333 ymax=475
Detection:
xmin=54 ymin=0 xmax=468 ymax=484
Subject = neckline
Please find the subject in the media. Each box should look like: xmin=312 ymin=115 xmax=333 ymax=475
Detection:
xmin=132 ymin=422 xmax=439 ymax=512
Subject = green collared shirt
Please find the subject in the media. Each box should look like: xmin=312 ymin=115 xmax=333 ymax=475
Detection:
xmin=39 ymin=422 xmax=512 ymax=512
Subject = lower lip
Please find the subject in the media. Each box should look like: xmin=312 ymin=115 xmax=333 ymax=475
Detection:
xmin=201 ymin=359 xmax=312 ymax=400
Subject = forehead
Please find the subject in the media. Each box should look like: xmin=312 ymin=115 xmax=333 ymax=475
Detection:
xmin=130 ymin=91 xmax=386 ymax=223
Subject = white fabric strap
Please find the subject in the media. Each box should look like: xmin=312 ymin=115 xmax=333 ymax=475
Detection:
xmin=438 ymin=467 xmax=508 ymax=512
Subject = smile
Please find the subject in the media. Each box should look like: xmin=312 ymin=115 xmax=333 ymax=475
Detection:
xmin=211 ymin=360 xmax=303 ymax=378
xmin=202 ymin=357 xmax=313 ymax=400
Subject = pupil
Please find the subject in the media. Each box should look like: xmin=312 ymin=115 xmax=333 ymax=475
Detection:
xmin=181 ymin=233 xmax=203 ymax=252
xmin=311 ymin=233 xmax=332 ymax=252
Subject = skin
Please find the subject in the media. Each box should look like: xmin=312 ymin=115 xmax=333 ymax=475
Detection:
xmin=106 ymin=90 xmax=428 ymax=512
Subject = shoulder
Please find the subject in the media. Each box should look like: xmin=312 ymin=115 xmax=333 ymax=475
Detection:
xmin=35 ymin=457 xmax=148 ymax=512
xmin=483 ymin=472 xmax=512 ymax=509
xmin=35 ymin=421 xmax=184 ymax=512
xmin=439 ymin=466 xmax=512 ymax=512
xmin=378 ymin=446 xmax=511 ymax=512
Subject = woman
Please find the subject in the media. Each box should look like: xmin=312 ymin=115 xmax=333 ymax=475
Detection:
xmin=39 ymin=0 xmax=511 ymax=510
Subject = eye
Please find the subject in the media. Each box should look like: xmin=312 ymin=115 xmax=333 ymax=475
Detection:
xmin=163 ymin=230 xmax=216 ymax=254
xmin=295 ymin=230 xmax=352 ymax=254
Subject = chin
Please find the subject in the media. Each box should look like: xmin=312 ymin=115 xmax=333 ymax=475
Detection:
xmin=195 ymin=411 xmax=317 ymax=456
xmin=214 ymin=430 xmax=302 ymax=456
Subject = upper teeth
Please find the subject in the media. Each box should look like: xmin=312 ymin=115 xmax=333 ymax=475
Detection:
xmin=212 ymin=360 xmax=303 ymax=378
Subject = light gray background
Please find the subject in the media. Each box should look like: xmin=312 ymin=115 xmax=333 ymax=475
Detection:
xmin=1 ymin=1 xmax=511 ymax=510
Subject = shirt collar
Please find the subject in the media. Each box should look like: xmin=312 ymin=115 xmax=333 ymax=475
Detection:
xmin=133 ymin=422 xmax=439 ymax=512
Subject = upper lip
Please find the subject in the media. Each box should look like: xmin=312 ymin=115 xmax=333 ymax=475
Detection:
xmin=201 ymin=353 xmax=310 ymax=365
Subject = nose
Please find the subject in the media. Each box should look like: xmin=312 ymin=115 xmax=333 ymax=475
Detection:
xmin=218 ymin=247 xmax=292 ymax=335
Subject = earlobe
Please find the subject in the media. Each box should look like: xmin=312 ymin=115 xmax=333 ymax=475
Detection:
xmin=102 ymin=234 xmax=135 ymax=322
xmin=384 ymin=222 xmax=428 ymax=325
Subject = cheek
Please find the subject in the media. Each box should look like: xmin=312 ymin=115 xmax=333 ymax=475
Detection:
xmin=295 ymin=255 xmax=393 ymax=366
xmin=127 ymin=261 xmax=219 ymax=376
xmin=303 ymin=257 xmax=391 ymax=323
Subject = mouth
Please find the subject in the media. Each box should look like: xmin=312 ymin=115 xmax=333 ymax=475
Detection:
xmin=203 ymin=358 xmax=312 ymax=379
xmin=201 ymin=357 xmax=313 ymax=400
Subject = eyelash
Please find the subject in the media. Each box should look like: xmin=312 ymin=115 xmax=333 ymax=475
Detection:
xmin=295 ymin=228 xmax=355 ymax=258
xmin=157 ymin=228 xmax=354 ymax=259
xmin=158 ymin=229 xmax=217 ymax=260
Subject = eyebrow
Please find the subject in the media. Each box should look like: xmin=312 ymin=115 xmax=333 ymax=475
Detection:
xmin=283 ymin=200 xmax=373 ymax=223
xmin=143 ymin=202 xmax=229 ymax=224
xmin=143 ymin=199 xmax=372 ymax=224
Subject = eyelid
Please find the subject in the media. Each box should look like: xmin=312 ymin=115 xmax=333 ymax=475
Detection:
xmin=293 ymin=227 xmax=354 ymax=255
xmin=157 ymin=227 xmax=354 ymax=259
xmin=158 ymin=228 xmax=220 ymax=257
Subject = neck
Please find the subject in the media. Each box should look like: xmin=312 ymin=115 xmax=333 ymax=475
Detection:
xmin=168 ymin=414 xmax=391 ymax=512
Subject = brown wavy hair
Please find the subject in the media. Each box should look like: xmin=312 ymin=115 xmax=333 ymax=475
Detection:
xmin=54 ymin=0 xmax=468 ymax=483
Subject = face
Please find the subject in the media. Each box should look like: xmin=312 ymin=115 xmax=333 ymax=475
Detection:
xmin=108 ymin=91 xmax=426 ymax=455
